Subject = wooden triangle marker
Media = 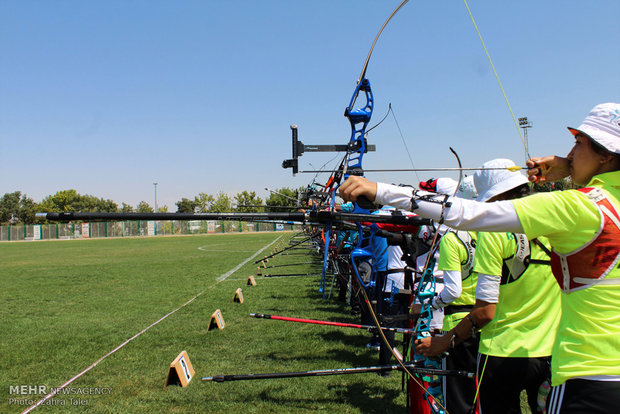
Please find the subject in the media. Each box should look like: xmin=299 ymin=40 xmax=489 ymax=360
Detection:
xmin=164 ymin=350 xmax=195 ymax=388
xmin=247 ymin=275 xmax=257 ymax=286
xmin=208 ymin=309 xmax=225 ymax=331
xmin=233 ymin=288 xmax=244 ymax=303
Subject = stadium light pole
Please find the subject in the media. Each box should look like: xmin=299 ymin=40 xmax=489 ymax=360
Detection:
xmin=153 ymin=182 xmax=158 ymax=212
xmin=518 ymin=116 xmax=532 ymax=152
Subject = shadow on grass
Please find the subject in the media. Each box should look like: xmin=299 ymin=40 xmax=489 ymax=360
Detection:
xmin=318 ymin=330 xmax=369 ymax=346
xmin=330 ymin=380 xmax=406 ymax=413
xmin=263 ymin=344 xmax=378 ymax=368
xmin=246 ymin=381 xmax=406 ymax=413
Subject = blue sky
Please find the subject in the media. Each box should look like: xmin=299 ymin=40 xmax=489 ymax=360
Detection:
xmin=1 ymin=0 xmax=619 ymax=210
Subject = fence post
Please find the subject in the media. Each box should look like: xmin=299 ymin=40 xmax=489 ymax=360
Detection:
xmin=8 ymin=225 xmax=10 ymax=241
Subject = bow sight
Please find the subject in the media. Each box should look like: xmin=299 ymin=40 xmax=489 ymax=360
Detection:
xmin=281 ymin=125 xmax=376 ymax=176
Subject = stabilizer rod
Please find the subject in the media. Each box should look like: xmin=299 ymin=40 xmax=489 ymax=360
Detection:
xmin=202 ymin=362 xmax=473 ymax=382
xmin=36 ymin=211 xmax=431 ymax=226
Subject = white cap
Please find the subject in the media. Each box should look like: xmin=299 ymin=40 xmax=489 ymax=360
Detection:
xmin=474 ymin=158 xmax=529 ymax=202
xmin=434 ymin=176 xmax=478 ymax=199
xmin=568 ymin=103 xmax=620 ymax=154
xmin=460 ymin=175 xmax=478 ymax=200
xmin=435 ymin=177 xmax=458 ymax=196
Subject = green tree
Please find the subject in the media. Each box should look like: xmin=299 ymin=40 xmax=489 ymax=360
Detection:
xmin=136 ymin=201 xmax=154 ymax=213
xmin=0 ymin=191 xmax=37 ymax=224
xmin=265 ymin=187 xmax=299 ymax=211
xmin=194 ymin=193 xmax=215 ymax=213
xmin=38 ymin=189 xmax=80 ymax=212
xmin=120 ymin=203 xmax=134 ymax=213
xmin=20 ymin=196 xmax=37 ymax=224
xmin=78 ymin=194 xmax=117 ymax=212
xmin=0 ymin=191 xmax=21 ymax=223
xmin=209 ymin=192 xmax=233 ymax=212
xmin=38 ymin=190 xmax=117 ymax=213
xmin=157 ymin=205 xmax=169 ymax=213
xmin=176 ymin=198 xmax=197 ymax=213
xmin=234 ymin=191 xmax=264 ymax=212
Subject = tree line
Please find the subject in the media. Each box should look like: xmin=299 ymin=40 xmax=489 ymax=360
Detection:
xmin=0 ymin=187 xmax=302 ymax=225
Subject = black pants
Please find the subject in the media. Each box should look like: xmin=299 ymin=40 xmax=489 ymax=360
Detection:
xmin=379 ymin=290 xmax=409 ymax=366
xmin=334 ymin=258 xmax=350 ymax=302
xmin=477 ymin=354 xmax=550 ymax=414
xmin=547 ymin=379 xmax=620 ymax=414
xmin=442 ymin=335 xmax=479 ymax=414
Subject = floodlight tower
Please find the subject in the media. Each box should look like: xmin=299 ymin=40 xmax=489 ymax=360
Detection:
xmin=153 ymin=182 xmax=158 ymax=212
xmin=518 ymin=117 xmax=533 ymax=152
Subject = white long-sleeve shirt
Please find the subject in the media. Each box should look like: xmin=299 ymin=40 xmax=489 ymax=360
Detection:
xmin=374 ymin=183 xmax=523 ymax=233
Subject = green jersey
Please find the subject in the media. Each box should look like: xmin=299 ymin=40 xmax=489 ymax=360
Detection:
xmin=438 ymin=231 xmax=478 ymax=330
xmin=512 ymin=171 xmax=620 ymax=386
xmin=474 ymin=232 xmax=561 ymax=357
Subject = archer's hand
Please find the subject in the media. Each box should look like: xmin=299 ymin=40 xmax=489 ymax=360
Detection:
xmin=526 ymin=156 xmax=570 ymax=183
xmin=414 ymin=334 xmax=450 ymax=357
xmin=410 ymin=303 xmax=422 ymax=316
xmin=339 ymin=176 xmax=377 ymax=203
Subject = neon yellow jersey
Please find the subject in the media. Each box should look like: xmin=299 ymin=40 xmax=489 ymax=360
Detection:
xmin=438 ymin=231 xmax=478 ymax=330
xmin=473 ymin=232 xmax=560 ymax=358
xmin=512 ymin=171 xmax=620 ymax=386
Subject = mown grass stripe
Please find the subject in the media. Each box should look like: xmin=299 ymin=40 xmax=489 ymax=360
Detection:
xmin=21 ymin=235 xmax=282 ymax=414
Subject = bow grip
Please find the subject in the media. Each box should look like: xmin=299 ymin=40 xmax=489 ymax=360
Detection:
xmin=356 ymin=195 xmax=376 ymax=210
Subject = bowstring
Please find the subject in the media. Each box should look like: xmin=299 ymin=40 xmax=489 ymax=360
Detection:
xmin=390 ymin=104 xmax=422 ymax=183
xmin=462 ymin=0 xmax=531 ymax=165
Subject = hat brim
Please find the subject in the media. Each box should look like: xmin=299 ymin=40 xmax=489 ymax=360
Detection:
xmin=567 ymin=127 xmax=588 ymax=137
xmin=475 ymin=173 xmax=529 ymax=202
xmin=568 ymin=126 xmax=620 ymax=154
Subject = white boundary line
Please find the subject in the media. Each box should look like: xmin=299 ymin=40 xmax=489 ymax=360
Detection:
xmin=22 ymin=235 xmax=283 ymax=414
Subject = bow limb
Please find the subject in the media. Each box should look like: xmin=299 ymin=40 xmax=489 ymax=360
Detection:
xmin=449 ymin=147 xmax=464 ymax=199
xmin=357 ymin=0 xmax=410 ymax=85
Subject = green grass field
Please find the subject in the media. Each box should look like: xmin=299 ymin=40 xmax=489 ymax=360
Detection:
xmin=1 ymin=232 xmax=408 ymax=413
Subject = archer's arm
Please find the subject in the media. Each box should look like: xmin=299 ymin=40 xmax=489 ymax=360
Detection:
xmin=339 ymin=176 xmax=523 ymax=233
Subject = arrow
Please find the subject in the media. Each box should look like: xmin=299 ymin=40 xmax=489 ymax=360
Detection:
xmin=250 ymin=313 xmax=415 ymax=334
xmin=299 ymin=165 xmax=526 ymax=174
